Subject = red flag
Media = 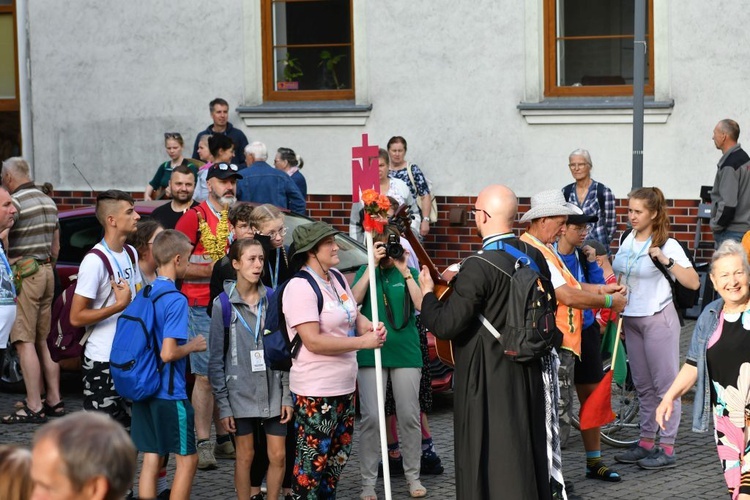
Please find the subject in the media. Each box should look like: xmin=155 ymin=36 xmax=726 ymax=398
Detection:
xmin=578 ymin=370 xmax=615 ymax=430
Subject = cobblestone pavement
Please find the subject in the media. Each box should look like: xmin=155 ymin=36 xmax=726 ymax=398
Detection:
xmin=0 ymin=320 xmax=729 ymax=498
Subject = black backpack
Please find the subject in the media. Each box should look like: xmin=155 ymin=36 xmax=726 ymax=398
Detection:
xmin=466 ymin=242 xmax=562 ymax=363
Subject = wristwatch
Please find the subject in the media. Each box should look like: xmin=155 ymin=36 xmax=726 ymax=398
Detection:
xmin=422 ymin=217 xmax=431 ymax=224
xmin=665 ymin=258 xmax=675 ymax=270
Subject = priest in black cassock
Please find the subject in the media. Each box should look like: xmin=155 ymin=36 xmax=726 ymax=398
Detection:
xmin=419 ymin=185 xmax=569 ymax=500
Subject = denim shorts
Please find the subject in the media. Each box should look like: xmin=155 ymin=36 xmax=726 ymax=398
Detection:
xmin=188 ymin=306 xmax=211 ymax=376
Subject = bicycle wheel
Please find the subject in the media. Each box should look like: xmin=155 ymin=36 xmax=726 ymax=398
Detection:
xmin=570 ymin=358 xmax=640 ymax=448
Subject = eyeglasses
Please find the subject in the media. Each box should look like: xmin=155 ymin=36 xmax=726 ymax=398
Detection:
xmin=215 ymin=163 xmax=239 ymax=172
xmin=469 ymin=207 xmax=492 ymax=220
xmin=259 ymin=226 xmax=288 ymax=240
xmin=164 ymin=132 xmax=183 ymax=140
xmin=568 ymin=162 xmax=589 ymax=170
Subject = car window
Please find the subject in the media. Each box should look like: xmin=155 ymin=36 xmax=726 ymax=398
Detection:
xmin=58 ymin=215 xmax=103 ymax=264
xmin=284 ymin=212 xmax=367 ymax=273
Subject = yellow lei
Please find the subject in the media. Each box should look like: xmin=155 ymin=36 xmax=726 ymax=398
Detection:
xmin=198 ymin=208 xmax=230 ymax=261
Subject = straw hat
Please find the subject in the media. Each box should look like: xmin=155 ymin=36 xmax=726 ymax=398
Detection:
xmin=519 ymin=189 xmax=583 ymax=223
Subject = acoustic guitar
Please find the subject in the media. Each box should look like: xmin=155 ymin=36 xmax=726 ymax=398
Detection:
xmin=392 ymin=204 xmax=456 ymax=367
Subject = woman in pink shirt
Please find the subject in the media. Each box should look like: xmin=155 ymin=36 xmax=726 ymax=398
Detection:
xmin=282 ymin=221 xmax=386 ymax=498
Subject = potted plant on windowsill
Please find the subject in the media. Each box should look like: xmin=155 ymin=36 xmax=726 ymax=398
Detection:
xmin=318 ymin=50 xmax=346 ymax=90
xmin=278 ymin=53 xmax=303 ymax=90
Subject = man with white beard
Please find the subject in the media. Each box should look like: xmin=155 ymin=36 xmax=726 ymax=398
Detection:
xmin=176 ymin=162 xmax=242 ymax=469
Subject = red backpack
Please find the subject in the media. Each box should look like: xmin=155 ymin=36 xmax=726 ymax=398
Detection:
xmin=47 ymin=246 xmax=135 ymax=362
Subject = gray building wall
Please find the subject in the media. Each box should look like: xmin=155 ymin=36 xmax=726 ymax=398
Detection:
xmin=22 ymin=0 xmax=750 ymax=201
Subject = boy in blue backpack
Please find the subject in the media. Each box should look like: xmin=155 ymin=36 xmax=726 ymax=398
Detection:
xmin=131 ymin=230 xmax=207 ymax=500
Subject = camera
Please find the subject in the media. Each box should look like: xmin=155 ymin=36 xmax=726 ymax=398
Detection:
xmin=384 ymin=233 xmax=404 ymax=259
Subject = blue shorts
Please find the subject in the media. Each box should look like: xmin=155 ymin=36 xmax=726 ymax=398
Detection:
xmin=188 ymin=306 xmax=211 ymax=376
xmin=131 ymin=399 xmax=196 ymax=456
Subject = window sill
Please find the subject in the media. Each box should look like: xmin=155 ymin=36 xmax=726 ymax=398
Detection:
xmin=517 ymin=98 xmax=674 ymax=125
xmin=237 ymin=101 xmax=372 ymax=127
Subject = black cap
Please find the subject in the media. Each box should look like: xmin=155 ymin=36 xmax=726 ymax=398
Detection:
xmin=206 ymin=163 xmax=243 ymax=181
xmin=566 ymin=213 xmax=598 ymax=225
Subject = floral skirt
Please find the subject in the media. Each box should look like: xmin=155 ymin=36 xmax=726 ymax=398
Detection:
xmin=292 ymin=393 xmax=356 ymax=499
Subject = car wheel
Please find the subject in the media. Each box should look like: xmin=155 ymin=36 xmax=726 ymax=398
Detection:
xmin=0 ymin=342 xmax=25 ymax=393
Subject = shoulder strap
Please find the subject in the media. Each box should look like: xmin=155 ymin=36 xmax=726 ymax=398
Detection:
xmin=295 ymin=270 xmax=325 ymax=313
xmin=563 ymin=184 xmax=573 ymax=202
xmin=123 ymin=244 xmax=137 ymax=265
xmin=622 ymin=228 xmax=632 ymax=245
xmin=596 ymin=182 xmax=606 ymax=213
xmin=576 ymin=247 xmax=590 ymax=283
xmin=328 ymin=268 xmax=347 ymax=291
xmin=465 ymin=252 xmax=515 ymax=280
xmin=219 ymin=292 xmax=232 ymax=358
xmin=88 ymin=248 xmax=115 ymax=279
xmin=405 ymin=163 xmax=418 ymax=192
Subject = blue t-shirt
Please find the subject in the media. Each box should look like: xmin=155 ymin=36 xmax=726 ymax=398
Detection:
xmin=151 ymin=278 xmax=189 ymax=400
xmin=557 ymin=249 xmax=605 ymax=328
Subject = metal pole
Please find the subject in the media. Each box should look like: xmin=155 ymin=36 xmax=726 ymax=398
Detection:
xmin=632 ymin=0 xmax=646 ymax=189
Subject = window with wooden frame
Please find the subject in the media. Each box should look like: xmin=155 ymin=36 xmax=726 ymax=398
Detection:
xmin=544 ymin=0 xmax=654 ymax=97
xmin=262 ymin=0 xmax=354 ymax=101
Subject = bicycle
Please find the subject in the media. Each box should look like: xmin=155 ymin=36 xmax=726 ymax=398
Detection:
xmin=570 ymin=356 xmax=640 ymax=448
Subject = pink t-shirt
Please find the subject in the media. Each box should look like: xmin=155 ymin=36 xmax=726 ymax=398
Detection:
xmin=283 ymin=272 xmax=359 ymax=397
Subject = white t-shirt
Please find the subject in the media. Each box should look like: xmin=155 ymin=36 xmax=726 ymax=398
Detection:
xmin=612 ymin=235 xmax=692 ymax=317
xmin=75 ymin=243 xmax=141 ymax=362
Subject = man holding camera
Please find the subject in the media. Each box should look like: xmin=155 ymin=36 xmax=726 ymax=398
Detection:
xmin=350 ymin=225 xmax=427 ymax=499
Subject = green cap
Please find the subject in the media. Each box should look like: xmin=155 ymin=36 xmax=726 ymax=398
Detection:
xmin=291 ymin=221 xmax=340 ymax=260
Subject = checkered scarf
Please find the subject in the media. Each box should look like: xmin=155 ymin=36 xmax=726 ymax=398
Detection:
xmin=542 ymin=349 xmax=567 ymax=499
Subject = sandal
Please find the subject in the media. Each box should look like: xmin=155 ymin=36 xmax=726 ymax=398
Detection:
xmin=360 ymin=485 xmax=377 ymax=500
xmin=2 ymin=404 xmax=47 ymax=424
xmin=585 ymin=461 xmax=621 ymax=482
xmin=43 ymin=400 xmax=66 ymax=417
xmin=408 ymin=480 xmax=427 ymax=498
xmin=14 ymin=393 xmax=46 ymax=409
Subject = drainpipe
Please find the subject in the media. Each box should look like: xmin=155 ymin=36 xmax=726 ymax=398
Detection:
xmin=16 ymin=0 xmax=33 ymax=170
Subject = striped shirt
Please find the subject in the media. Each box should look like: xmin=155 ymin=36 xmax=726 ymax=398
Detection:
xmin=8 ymin=183 xmax=58 ymax=261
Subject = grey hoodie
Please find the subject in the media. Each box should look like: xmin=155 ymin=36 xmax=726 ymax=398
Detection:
xmin=208 ymin=281 xmax=291 ymax=420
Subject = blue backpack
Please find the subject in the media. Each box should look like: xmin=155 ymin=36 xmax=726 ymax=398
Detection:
xmin=217 ymin=269 xmax=347 ymax=372
xmin=110 ymin=285 xmax=180 ymax=401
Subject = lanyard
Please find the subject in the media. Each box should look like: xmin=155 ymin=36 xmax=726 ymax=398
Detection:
xmin=100 ymin=239 xmax=132 ymax=283
xmin=306 ymin=266 xmax=354 ymax=328
xmin=229 ymin=284 xmax=264 ymax=345
xmin=482 ymin=233 xmax=515 ymax=249
xmin=0 ymin=246 xmax=15 ymax=297
xmin=268 ymin=248 xmax=281 ymax=289
xmin=553 ymin=243 xmax=584 ymax=283
xmin=625 ymin=233 xmax=652 ymax=284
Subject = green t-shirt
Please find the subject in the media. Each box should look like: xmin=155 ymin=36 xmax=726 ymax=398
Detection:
xmin=354 ymin=264 xmax=422 ymax=368
xmin=149 ymin=160 xmax=199 ymax=190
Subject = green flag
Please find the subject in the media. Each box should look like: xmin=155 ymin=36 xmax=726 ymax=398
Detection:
xmin=600 ymin=320 xmax=627 ymax=385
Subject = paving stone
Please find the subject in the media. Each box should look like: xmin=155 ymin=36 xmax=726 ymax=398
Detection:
xmin=0 ymin=320 xmax=732 ymax=498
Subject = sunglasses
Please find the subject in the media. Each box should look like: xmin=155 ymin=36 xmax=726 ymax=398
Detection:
xmin=164 ymin=132 xmax=183 ymax=140
xmin=215 ymin=163 xmax=239 ymax=172
xmin=469 ymin=207 xmax=492 ymax=219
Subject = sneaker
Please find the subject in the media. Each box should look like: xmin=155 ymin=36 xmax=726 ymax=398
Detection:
xmin=614 ymin=444 xmax=655 ymax=464
xmin=377 ymin=455 xmax=405 ymax=477
xmin=637 ymin=447 xmax=677 ymax=470
xmin=250 ymin=495 xmax=264 ymax=500
xmin=420 ymin=451 xmax=444 ymax=475
xmin=197 ymin=441 xmax=218 ymax=470
xmin=156 ymin=489 xmax=171 ymax=499
xmin=214 ymin=439 xmax=236 ymax=459
xmin=585 ymin=461 xmax=621 ymax=482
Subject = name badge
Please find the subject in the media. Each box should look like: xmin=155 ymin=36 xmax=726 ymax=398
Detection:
xmin=251 ymin=350 xmax=266 ymax=372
